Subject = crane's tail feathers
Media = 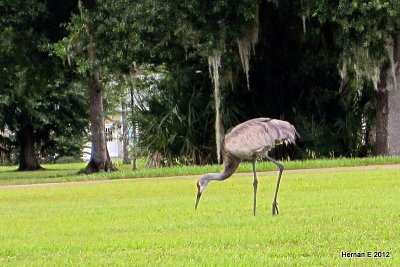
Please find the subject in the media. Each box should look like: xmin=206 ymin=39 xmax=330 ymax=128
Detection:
xmin=276 ymin=122 xmax=298 ymax=145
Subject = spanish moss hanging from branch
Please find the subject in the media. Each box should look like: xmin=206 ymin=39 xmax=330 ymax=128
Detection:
xmin=300 ymin=0 xmax=310 ymax=34
xmin=237 ymin=3 xmax=259 ymax=90
xmin=339 ymin=62 xmax=348 ymax=92
xmin=208 ymin=50 xmax=224 ymax=163
xmin=347 ymin=46 xmax=383 ymax=91
xmin=386 ymin=36 xmax=399 ymax=91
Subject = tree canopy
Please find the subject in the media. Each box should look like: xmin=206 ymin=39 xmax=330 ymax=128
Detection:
xmin=0 ymin=0 xmax=88 ymax=169
xmin=2 ymin=0 xmax=400 ymax=169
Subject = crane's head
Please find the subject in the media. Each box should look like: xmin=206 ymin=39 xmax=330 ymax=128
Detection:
xmin=195 ymin=174 xmax=210 ymax=210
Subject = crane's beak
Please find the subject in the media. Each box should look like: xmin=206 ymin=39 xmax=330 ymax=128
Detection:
xmin=195 ymin=183 xmax=202 ymax=209
xmin=195 ymin=192 xmax=202 ymax=209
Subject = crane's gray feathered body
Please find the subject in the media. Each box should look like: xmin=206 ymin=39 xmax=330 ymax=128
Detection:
xmin=224 ymin=118 xmax=297 ymax=160
xmin=195 ymin=117 xmax=298 ymax=216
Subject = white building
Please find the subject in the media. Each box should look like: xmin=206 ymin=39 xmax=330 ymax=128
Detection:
xmin=82 ymin=122 xmax=126 ymax=161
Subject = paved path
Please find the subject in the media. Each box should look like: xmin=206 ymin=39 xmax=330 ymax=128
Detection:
xmin=1 ymin=164 xmax=399 ymax=190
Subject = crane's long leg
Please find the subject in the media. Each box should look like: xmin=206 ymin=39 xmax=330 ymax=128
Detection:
xmin=265 ymin=155 xmax=284 ymax=215
xmin=252 ymin=160 xmax=258 ymax=216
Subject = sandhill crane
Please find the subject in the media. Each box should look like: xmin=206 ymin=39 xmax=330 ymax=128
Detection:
xmin=195 ymin=118 xmax=298 ymax=216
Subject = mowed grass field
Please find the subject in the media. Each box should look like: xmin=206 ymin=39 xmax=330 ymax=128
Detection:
xmin=0 ymin=167 xmax=399 ymax=266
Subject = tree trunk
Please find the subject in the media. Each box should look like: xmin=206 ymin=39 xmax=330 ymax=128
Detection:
xmin=18 ymin=125 xmax=41 ymax=171
xmin=130 ymin=87 xmax=137 ymax=170
xmin=374 ymin=88 xmax=400 ymax=155
xmin=79 ymin=73 xmax=116 ymax=173
xmin=374 ymin=34 xmax=400 ymax=155
xmin=78 ymin=1 xmax=115 ymax=174
xmin=121 ymin=96 xmax=130 ymax=164
xmin=214 ymin=83 xmax=224 ymax=164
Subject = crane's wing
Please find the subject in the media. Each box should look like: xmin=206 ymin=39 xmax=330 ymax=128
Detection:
xmin=224 ymin=118 xmax=297 ymax=159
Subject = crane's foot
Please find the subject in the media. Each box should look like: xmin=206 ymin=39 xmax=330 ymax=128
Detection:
xmin=272 ymin=201 xmax=279 ymax=215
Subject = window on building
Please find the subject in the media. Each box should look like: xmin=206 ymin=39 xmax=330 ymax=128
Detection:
xmin=105 ymin=126 xmax=114 ymax=141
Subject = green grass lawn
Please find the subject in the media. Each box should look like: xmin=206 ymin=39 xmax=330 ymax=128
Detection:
xmin=0 ymin=167 xmax=399 ymax=266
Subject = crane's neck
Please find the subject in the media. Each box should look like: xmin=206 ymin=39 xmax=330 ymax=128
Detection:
xmin=196 ymin=154 xmax=240 ymax=208
xmin=203 ymin=171 xmax=231 ymax=182
xmin=200 ymin=154 xmax=240 ymax=186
